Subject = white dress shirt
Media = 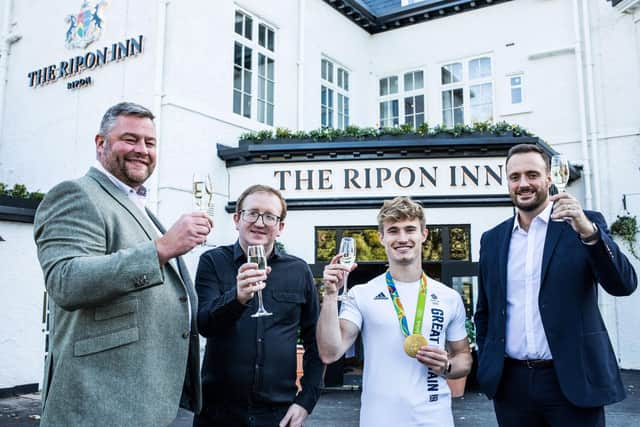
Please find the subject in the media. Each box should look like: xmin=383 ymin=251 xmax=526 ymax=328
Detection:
xmin=505 ymin=202 xmax=553 ymax=360
xmin=94 ymin=161 xmax=153 ymax=224
xmin=93 ymin=162 xmax=191 ymax=323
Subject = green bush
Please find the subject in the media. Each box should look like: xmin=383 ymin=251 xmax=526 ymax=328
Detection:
xmin=10 ymin=184 xmax=29 ymax=198
xmin=0 ymin=182 xmax=45 ymax=200
xmin=237 ymin=121 xmax=533 ymax=143
xmin=416 ymin=122 xmax=429 ymax=136
xmin=610 ymin=215 xmax=639 ymax=261
xmin=275 ymin=127 xmax=292 ymax=139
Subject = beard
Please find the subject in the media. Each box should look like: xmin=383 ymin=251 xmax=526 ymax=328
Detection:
xmin=510 ymin=186 xmax=549 ymax=212
xmin=101 ymin=143 xmax=154 ymax=187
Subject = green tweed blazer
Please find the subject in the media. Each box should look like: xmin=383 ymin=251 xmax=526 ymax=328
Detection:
xmin=34 ymin=167 xmax=201 ymax=426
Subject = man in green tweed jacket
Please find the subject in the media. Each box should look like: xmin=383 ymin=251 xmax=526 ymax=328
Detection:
xmin=33 ymin=102 xmax=211 ymax=426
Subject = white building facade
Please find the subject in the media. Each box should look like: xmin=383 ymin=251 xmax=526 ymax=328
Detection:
xmin=0 ymin=0 xmax=639 ymax=392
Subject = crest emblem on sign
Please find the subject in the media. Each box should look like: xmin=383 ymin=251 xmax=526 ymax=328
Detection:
xmin=65 ymin=1 xmax=108 ymax=49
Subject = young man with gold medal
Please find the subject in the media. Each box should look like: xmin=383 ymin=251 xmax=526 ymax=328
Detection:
xmin=317 ymin=197 xmax=472 ymax=426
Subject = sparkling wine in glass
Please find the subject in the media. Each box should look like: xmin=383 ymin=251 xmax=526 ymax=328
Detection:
xmin=193 ymin=174 xmax=214 ymax=245
xmin=247 ymin=244 xmax=272 ymax=317
xmin=550 ymin=155 xmax=570 ymax=192
xmin=550 ymin=155 xmax=570 ymax=222
xmin=337 ymin=237 xmax=356 ymax=301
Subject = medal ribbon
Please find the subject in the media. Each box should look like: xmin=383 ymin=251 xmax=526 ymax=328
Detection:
xmin=385 ymin=271 xmax=428 ymax=337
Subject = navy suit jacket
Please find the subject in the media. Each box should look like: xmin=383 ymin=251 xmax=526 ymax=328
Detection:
xmin=475 ymin=210 xmax=637 ymax=408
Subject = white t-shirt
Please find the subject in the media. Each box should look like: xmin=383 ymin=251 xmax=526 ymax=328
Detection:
xmin=340 ymin=273 xmax=468 ymax=427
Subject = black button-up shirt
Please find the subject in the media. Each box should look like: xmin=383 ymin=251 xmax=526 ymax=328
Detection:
xmin=196 ymin=241 xmax=323 ymax=413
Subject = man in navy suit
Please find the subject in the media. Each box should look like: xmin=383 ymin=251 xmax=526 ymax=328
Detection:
xmin=475 ymin=143 xmax=637 ymax=426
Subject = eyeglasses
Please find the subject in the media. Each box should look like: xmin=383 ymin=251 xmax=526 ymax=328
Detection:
xmin=240 ymin=210 xmax=281 ymax=226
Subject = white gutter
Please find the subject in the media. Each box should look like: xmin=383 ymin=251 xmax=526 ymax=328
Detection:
xmin=0 ymin=0 xmax=20 ymax=146
xmin=571 ymin=0 xmax=593 ymax=210
xmin=581 ymin=0 xmax=601 ymax=211
xmin=296 ymin=0 xmax=305 ymax=130
xmin=575 ymin=1 xmax=619 ymax=360
xmin=150 ymin=0 xmax=169 ymax=214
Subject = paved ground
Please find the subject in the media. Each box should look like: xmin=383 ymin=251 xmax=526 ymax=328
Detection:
xmin=1 ymin=370 xmax=638 ymax=426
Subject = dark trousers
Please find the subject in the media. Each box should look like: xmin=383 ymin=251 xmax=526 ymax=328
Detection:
xmin=193 ymin=401 xmax=290 ymax=427
xmin=494 ymin=360 xmax=604 ymax=427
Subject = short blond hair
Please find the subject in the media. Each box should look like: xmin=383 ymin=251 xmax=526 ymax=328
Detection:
xmin=377 ymin=196 xmax=425 ymax=232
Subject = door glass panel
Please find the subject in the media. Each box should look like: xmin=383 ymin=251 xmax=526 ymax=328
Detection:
xmin=342 ymin=229 xmax=385 ymax=261
xmin=451 ymin=276 xmax=477 ymax=318
xmin=423 ymin=226 xmax=442 ymax=261
xmin=317 ymin=224 xmax=469 ymax=264
xmin=316 ymin=229 xmax=336 ymax=262
xmin=451 ymin=276 xmax=478 ymax=347
xmin=449 ymin=227 xmax=470 ymax=261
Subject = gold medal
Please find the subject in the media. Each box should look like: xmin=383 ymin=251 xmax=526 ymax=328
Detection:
xmin=403 ymin=334 xmax=428 ymax=358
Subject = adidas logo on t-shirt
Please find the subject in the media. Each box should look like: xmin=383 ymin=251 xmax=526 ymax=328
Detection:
xmin=374 ymin=292 xmax=388 ymax=300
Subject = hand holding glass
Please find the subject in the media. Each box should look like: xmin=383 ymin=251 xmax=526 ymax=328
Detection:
xmin=337 ymin=237 xmax=356 ymax=301
xmin=550 ymin=155 xmax=570 ymax=222
xmin=247 ymin=244 xmax=272 ymax=317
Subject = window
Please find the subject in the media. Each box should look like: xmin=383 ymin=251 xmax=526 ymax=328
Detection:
xmin=379 ymin=70 xmax=425 ymax=129
xmin=322 ymin=59 xmax=333 ymax=83
xmin=257 ymin=53 xmax=274 ymax=125
xmin=315 ymin=224 xmax=470 ymax=263
xmin=337 ymin=68 xmax=349 ymax=129
xmin=338 ymin=94 xmax=349 ymax=130
xmin=338 ymin=68 xmax=349 ymax=90
xmin=468 ymin=57 xmax=492 ymax=123
xmin=379 ymin=76 xmax=398 ymax=96
xmin=509 ymin=74 xmax=523 ymax=105
xmin=258 ymin=23 xmax=275 ymax=52
xmin=404 ymin=70 xmax=424 ymax=128
xmin=441 ymin=88 xmax=463 ymax=128
xmin=233 ymin=42 xmax=252 ymax=118
xmin=232 ymin=10 xmax=276 ymax=125
xmin=379 ymin=100 xmax=399 ymax=127
xmin=314 ymin=224 xmax=474 ymax=305
xmin=379 ymin=75 xmax=399 ymax=127
xmin=404 ymin=70 xmax=423 ymax=92
xmin=404 ymin=95 xmax=424 ymax=128
xmin=234 ymin=11 xmax=253 ymax=40
xmin=440 ymin=56 xmax=493 ymax=127
xmin=470 ymin=82 xmax=492 ymax=122
xmin=321 ymin=86 xmax=333 ymax=128
xmin=321 ymin=58 xmax=350 ymax=129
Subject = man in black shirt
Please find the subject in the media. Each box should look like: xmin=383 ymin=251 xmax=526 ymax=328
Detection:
xmin=194 ymin=184 xmax=323 ymax=427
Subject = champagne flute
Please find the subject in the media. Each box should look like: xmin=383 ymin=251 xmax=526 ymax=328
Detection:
xmin=550 ymin=155 xmax=570 ymax=222
xmin=337 ymin=237 xmax=356 ymax=301
xmin=193 ymin=174 xmax=214 ymax=245
xmin=247 ymin=244 xmax=272 ymax=317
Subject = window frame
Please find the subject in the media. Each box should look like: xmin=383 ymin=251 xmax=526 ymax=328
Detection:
xmin=508 ymin=72 xmax=524 ymax=105
xmin=378 ymin=69 xmax=426 ymax=129
xmin=439 ymin=55 xmax=494 ymax=127
xmin=321 ymin=57 xmax=350 ymax=129
xmin=232 ymin=9 xmax=277 ymax=126
xmin=403 ymin=70 xmax=425 ymax=129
